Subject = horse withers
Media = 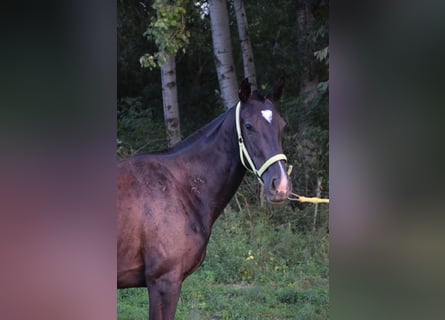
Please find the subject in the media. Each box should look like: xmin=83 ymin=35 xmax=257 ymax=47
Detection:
xmin=117 ymin=78 xmax=291 ymax=319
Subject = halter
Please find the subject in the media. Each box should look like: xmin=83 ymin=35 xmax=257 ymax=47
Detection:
xmin=235 ymin=101 xmax=291 ymax=183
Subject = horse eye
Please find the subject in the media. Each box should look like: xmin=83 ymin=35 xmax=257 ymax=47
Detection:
xmin=245 ymin=122 xmax=253 ymax=130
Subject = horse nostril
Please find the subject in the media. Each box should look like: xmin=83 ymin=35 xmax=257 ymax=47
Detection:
xmin=270 ymin=176 xmax=289 ymax=195
xmin=271 ymin=178 xmax=279 ymax=192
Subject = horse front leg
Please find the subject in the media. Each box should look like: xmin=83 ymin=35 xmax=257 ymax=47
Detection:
xmin=147 ymin=272 xmax=183 ymax=320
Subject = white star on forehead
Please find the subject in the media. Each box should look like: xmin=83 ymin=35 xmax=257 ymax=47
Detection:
xmin=261 ymin=109 xmax=273 ymax=123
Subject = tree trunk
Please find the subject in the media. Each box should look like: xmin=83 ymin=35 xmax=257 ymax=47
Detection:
xmin=234 ymin=0 xmax=257 ymax=91
xmin=296 ymin=0 xmax=319 ymax=106
xmin=209 ymin=0 xmax=239 ymax=109
xmin=161 ymin=54 xmax=181 ymax=147
xmin=313 ymin=176 xmax=322 ymax=232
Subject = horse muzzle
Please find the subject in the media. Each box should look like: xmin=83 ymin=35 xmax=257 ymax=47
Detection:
xmin=264 ymin=164 xmax=292 ymax=204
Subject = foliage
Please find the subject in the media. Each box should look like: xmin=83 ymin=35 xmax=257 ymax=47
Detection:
xmin=310 ymin=1 xmax=329 ymax=92
xmin=117 ymin=97 xmax=166 ymax=158
xmin=314 ymin=46 xmax=329 ymax=65
xmin=237 ymin=0 xmax=301 ymax=94
xmin=118 ymin=1 xmax=330 ymax=136
xmin=281 ymin=93 xmax=329 ymax=202
xmin=140 ymin=0 xmax=190 ymax=69
xmin=118 ymin=208 xmax=329 ymax=319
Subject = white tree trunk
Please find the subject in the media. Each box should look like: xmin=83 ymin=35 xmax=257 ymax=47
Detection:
xmin=234 ymin=0 xmax=257 ymax=91
xmin=161 ymin=54 xmax=181 ymax=147
xmin=209 ymin=0 xmax=239 ymax=109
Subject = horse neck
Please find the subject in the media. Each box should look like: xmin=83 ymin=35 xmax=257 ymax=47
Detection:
xmin=180 ymin=107 xmax=246 ymax=228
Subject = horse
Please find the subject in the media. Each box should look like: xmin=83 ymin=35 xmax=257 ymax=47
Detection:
xmin=117 ymin=78 xmax=292 ymax=320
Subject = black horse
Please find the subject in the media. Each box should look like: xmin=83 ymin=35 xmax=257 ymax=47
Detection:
xmin=117 ymin=78 xmax=291 ymax=319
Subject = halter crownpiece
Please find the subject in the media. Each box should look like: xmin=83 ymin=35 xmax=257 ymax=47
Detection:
xmin=235 ymin=101 xmax=292 ymax=183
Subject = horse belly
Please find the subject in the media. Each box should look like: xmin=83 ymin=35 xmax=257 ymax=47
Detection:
xmin=117 ymin=220 xmax=146 ymax=288
xmin=117 ymin=158 xmax=210 ymax=286
xmin=117 ymin=265 xmax=145 ymax=288
xmin=117 ymin=178 xmax=151 ymax=288
xmin=141 ymin=212 xmax=208 ymax=282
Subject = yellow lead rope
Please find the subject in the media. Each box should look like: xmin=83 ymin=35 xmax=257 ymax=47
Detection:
xmin=286 ymin=164 xmax=329 ymax=203
xmin=288 ymin=192 xmax=330 ymax=204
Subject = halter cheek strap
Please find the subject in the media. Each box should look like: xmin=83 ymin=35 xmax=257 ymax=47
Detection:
xmin=235 ymin=101 xmax=292 ymax=183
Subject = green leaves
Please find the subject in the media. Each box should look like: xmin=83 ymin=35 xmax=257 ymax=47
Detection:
xmin=314 ymin=46 xmax=329 ymax=65
xmin=140 ymin=0 xmax=191 ymax=69
xmin=139 ymin=53 xmax=157 ymax=69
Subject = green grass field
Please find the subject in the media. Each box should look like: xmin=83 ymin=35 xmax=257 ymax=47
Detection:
xmin=118 ymin=208 xmax=329 ymax=319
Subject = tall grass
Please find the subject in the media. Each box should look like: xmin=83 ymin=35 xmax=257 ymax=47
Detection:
xmin=118 ymin=207 xmax=329 ymax=319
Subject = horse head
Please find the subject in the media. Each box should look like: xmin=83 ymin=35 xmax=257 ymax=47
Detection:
xmin=236 ymin=78 xmax=291 ymax=203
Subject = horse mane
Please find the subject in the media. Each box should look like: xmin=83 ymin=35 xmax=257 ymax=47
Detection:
xmin=251 ymin=90 xmax=265 ymax=102
xmin=153 ymin=91 xmax=265 ymax=155
xmin=162 ymin=108 xmax=231 ymax=154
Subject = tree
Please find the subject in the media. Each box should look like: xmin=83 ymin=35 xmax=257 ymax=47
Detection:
xmin=160 ymin=54 xmax=181 ymax=146
xmin=209 ymin=0 xmax=239 ymax=109
xmin=296 ymin=0 xmax=318 ymax=104
xmin=140 ymin=0 xmax=190 ymax=146
xmin=295 ymin=0 xmax=328 ymax=107
xmin=233 ymin=0 xmax=257 ymax=91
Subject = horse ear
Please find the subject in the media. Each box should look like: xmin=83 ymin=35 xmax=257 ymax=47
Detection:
xmin=269 ymin=76 xmax=285 ymax=101
xmin=238 ymin=78 xmax=251 ymax=103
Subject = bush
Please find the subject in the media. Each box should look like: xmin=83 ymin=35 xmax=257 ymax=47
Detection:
xmin=117 ymin=96 xmax=167 ymax=158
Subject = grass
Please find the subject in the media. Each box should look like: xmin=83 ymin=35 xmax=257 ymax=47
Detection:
xmin=118 ymin=208 xmax=329 ymax=319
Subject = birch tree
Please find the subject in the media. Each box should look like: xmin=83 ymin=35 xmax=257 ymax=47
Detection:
xmin=234 ymin=0 xmax=257 ymax=91
xmin=140 ymin=0 xmax=190 ymax=146
xmin=159 ymin=55 xmax=181 ymax=146
xmin=209 ymin=0 xmax=239 ymax=109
